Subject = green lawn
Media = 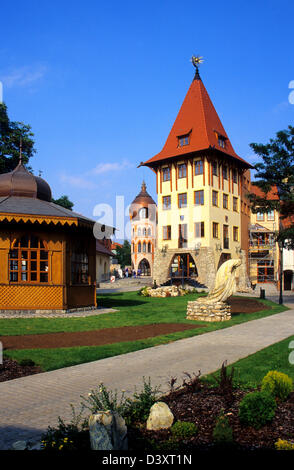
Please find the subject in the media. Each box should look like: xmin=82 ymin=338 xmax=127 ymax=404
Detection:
xmin=203 ymin=335 xmax=294 ymax=389
xmin=1 ymin=291 xmax=288 ymax=372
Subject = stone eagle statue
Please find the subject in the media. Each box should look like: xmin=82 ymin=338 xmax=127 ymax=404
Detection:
xmin=197 ymin=258 xmax=242 ymax=304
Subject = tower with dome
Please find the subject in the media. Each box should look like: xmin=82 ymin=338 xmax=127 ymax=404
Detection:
xmin=129 ymin=181 xmax=157 ymax=277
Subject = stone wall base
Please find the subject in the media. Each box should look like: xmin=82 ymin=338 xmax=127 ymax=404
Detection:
xmin=186 ymin=300 xmax=231 ymax=322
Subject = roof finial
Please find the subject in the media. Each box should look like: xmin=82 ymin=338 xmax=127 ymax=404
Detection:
xmin=191 ymin=55 xmax=204 ymax=81
xmin=141 ymin=180 xmax=147 ymax=192
xmin=19 ymin=137 xmax=23 ymax=165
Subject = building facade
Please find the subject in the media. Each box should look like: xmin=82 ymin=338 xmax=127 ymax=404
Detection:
xmin=130 ymin=181 xmax=156 ymax=276
xmin=140 ymin=63 xmax=252 ymax=289
xmin=0 ymin=160 xmax=98 ymax=311
xmin=96 ymin=239 xmax=113 ymax=283
xmin=249 ymin=184 xmax=294 ymax=290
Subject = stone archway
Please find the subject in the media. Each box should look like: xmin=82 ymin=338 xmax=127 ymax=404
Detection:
xmin=138 ymin=258 xmax=151 ymax=276
xmin=153 ymin=247 xmax=217 ymax=289
xmin=169 ymin=253 xmax=198 ymax=280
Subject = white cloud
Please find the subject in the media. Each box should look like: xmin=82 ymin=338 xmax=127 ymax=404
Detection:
xmin=272 ymin=100 xmax=289 ymax=113
xmin=59 ymin=160 xmax=134 ymax=189
xmin=60 ymin=173 xmax=97 ymax=189
xmin=90 ymin=160 xmax=134 ymax=175
xmin=1 ymin=65 xmax=47 ymax=88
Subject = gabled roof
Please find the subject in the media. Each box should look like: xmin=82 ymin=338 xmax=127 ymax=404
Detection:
xmin=0 ymin=196 xmax=95 ymax=225
xmin=249 ymin=223 xmax=272 ymax=232
xmin=96 ymin=240 xmax=114 ymax=256
xmin=142 ymin=73 xmax=252 ymax=169
xmin=251 ymin=183 xmax=279 ymax=200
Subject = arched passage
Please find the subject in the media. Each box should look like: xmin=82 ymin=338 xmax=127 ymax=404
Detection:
xmin=169 ymin=253 xmax=198 ymax=280
xmin=138 ymin=258 xmax=151 ymax=276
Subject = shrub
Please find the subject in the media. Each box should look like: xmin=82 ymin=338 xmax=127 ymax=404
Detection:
xmin=149 ymin=437 xmax=183 ymax=452
xmin=41 ymin=405 xmax=89 ymax=451
xmin=123 ymin=377 xmax=161 ymax=425
xmin=81 ymin=382 xmax=127 ymax=415
xmin=261 ymin=370 xmax=293 ymax=401
xmin=139 ymin=287 xmax=150 ymax=297
xmin=19 ymin=359 xmax=35 ymax=367
xmin=213 ymin=361 xmax=235 ymax=406
xmin=213 ymin=411 xmax=233 ymax=445
xmin=239 ymin=391 xmax=277 ymax=429
xmin=275 ymin=439 xmax=294 ymax=450
xmin=171 ymin=421 xmax=198 ymax=440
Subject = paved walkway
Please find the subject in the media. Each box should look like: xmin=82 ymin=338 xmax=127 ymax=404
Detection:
xmin=0 ymin=308 xmax=294 ymax=449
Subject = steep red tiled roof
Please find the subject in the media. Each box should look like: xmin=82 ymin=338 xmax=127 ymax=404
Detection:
xmin=111 ymin=242 xmax=123 ymax=250
xmin=250 ymin=183 xmax=279 ymax=200
xmin=96 ymin=240 xmax=113 ymax=256
xmin=142 ymin=75 xmax=252 ymax=168
xmin=282 ymin=216 xmax=294 ymax=228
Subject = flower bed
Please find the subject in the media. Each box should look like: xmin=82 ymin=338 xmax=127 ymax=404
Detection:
xmin=139 ymin=285 xmax=199 ymax=297
xmin=37 ymin=366 xmax=294 ymax=452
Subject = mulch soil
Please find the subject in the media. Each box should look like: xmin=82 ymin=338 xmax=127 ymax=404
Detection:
xmin=0 ymin=297 xmax=267 ymax=383
xmin=1 ymin=323 xmax=203 ymax=350
xmin=0 ymin=358 xmax=42 ymax=383
xmin=128 ymin=381 xmax=294 ymax=452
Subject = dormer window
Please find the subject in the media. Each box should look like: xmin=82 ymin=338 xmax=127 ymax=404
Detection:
xmin=178 ymin=134 xmax=190 ymax=147
xmin=218 ymin=135 xmax=227 ymax=149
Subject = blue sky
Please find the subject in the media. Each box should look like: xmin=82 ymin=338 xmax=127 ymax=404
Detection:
xmin=0 ymin=0 xmax=293 ymax=241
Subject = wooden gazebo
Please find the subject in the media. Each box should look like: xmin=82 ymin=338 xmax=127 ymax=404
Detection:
xmin=0 ymin=161 xmax=97 ymax=311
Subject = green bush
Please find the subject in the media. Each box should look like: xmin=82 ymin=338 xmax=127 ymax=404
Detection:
xmin=239 ymin=391 xmax=277 ymax=429
xmin=41 ymin=405 xmax=90 ymax=451
xmin=81 ymin=382 xmax=127 ymax=415
xmin=19 ymin=359 xmax=35 ymax=367
xmin=261 ymin=370 xmax=293 ymax=401
xmin=124 ymin=377 xmax=161 ymax=425
xmin=171 ymin=421 xmax=198 ymax=440
xmin=213 ymin=411 xmax=233 ymax=445
xmin=148 ymin=437 xmax=183 ymax=452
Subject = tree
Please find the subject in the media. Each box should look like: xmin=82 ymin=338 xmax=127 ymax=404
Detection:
xmin=248 ymin=125 xmax=294 ymax=304
xmin=52 ymin=195 xmax=74 ymax=211
xmin=248 ymin=125 xmax=294 ymax=249
xmin=0 ymin=103 xmax=74 ymax=209
xmin=0 ymin=103 xmax=36 ymax=172
xmin=115 ymin=240 xmax=131 ymax=268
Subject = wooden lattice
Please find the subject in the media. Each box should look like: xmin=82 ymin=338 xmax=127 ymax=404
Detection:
xmin=0 ymin=285 xmax=63 ymax=309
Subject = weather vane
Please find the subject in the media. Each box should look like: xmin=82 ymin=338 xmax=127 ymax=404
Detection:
xmin=191 ymin=55 xmax=204 ymax=80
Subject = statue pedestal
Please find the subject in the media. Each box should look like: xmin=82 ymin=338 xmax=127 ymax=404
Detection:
xmin=186 ymin=301 xmax=231 ymax=322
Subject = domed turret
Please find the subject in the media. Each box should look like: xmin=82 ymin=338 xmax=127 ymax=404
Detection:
xmin=0 ymin=161 xmax=52 ymax=201
xmin=131 ymin=181 xmax=156 ymax=207
xmin=129 ymin=181 xmax=156 ymax=220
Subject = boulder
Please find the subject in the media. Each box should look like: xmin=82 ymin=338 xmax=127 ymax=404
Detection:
xmin=146 ymin=402 xmax=174 ymax=431
xmin=89 ymin=410 xmax=128 ymax=450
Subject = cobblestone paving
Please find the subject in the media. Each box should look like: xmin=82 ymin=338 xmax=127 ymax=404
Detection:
xmin=0 ymin=308 xmax=294 ymax=449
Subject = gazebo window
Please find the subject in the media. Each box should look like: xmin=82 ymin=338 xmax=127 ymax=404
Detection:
xmin=71 ymin=243 xmax=89 ymax=284
xmin=9 ymin=235 xmax=49 ymax=283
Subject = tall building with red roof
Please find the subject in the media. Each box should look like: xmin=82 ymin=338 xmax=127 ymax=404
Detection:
xmin=141 ymin=58 xmax=252 ymax=289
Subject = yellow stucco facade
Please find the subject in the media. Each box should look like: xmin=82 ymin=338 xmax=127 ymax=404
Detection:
xmin=157 ymin=157 xmax=247 ymax=268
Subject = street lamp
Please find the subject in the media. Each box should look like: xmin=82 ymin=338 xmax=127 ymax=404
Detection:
xmin=277 ymin=185 xmax=284 ymax=305
xmin=278 ymin=239 xmax=284 ymax=305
